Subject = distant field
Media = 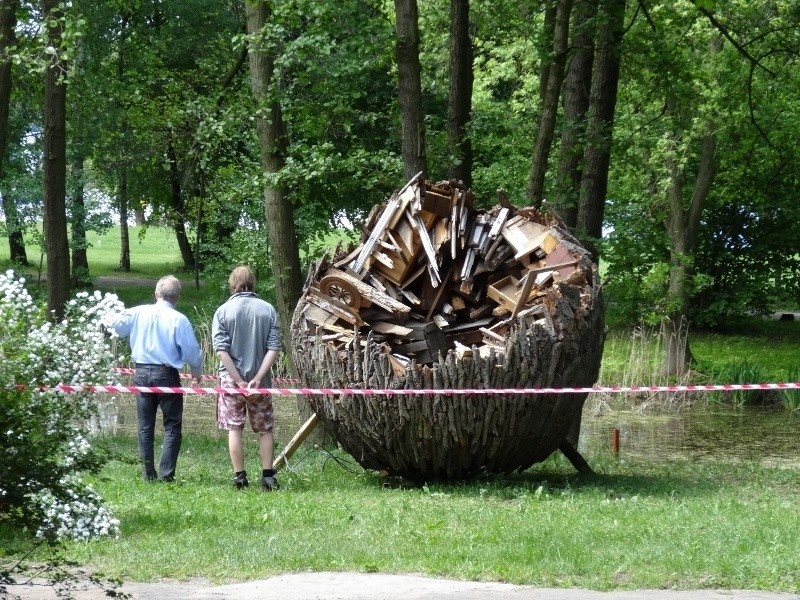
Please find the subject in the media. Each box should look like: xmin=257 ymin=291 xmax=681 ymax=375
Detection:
xmin=0 ymin=225 xmax=186 ymax=279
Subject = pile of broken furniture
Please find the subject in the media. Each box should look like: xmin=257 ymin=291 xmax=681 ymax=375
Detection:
xmin=296 ymin=173 xmax=592 ymax=373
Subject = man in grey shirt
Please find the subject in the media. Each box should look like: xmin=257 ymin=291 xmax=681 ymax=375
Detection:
xmin=212 ymin=266 xmax=282 ymax=491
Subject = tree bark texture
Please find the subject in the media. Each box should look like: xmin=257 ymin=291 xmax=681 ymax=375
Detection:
xmin=394 ymin=0 xmax=427 ymax=180
xmin=245 ymin=0 xmax=305 ymax=387
xmin=528 ymin=0 xmax=573 ymax=206
xmin=1 ymin=191 xmax=28 ymax=264
xmin=70 ymin=153 xmax=90 ymax=287
xmin=446 ymin=0 xmax=473 ymax=188
xmin=553 ymin=0 xmax=597 ymax=228
xmin=0 ymin=0 xmax=26 ymax=264
xmin=167 ymin=144 xmax=195 ymax=270
xmin=577 ymin=0 xmax=626 ymax=259
xmin=42 ymin=0 xmax=70 ymax=319
xmin=662 ymin=100 xmax=717 ymax=377
xmin=291 ymin=230 xmax=604 ymax=481
xmin=118 ymin=163 xmax=130 ymax=271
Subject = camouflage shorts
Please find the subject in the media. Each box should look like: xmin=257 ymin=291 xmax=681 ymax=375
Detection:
xmin=217 ymin=373 xmax=274 ymax=433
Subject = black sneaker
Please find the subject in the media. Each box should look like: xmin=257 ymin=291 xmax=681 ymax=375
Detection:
xmin=261 ymin=475 xmax=279 ymax=491
xmin=233 ymin=472 xmax=249 ymax=489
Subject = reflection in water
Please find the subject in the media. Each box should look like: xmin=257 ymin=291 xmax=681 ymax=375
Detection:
xmin=90 ymin=394 xmax=800 ymax=466
xmin=580 ymin=407 xmax=800 ymax=467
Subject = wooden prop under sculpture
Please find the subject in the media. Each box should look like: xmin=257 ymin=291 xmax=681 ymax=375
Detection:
xmin=290 ymin=174 xmax=604 ymax=481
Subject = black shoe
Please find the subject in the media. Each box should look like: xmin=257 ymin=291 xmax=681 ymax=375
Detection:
xmin=233 ymin=472 xmax=249 ymax=489
xmin=261 ymin=475 xmax=279 ymax=491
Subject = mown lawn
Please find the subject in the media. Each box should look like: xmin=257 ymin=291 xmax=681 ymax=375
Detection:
xmin=3 ymin=434 xmax=795 ymax=592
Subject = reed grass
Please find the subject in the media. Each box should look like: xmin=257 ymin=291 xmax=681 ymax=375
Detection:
xmin=593 ymin=319 xmax=800 ymax=412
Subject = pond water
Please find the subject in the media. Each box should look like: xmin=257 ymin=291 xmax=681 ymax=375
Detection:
xmin=579 ymin=406 xmax=800 ymax=468
xmin=91 ymin=395 xmax=800 ymax=467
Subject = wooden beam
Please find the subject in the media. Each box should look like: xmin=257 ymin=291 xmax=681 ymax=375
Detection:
xmin=559 ymin=440 xmax=594 ymax=474
xmin=274 ymin=413 xmax=319 ymax=471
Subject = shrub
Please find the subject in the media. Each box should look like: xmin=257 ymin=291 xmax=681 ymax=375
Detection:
xmin=0 ymin=270 xmax=124 ymax=544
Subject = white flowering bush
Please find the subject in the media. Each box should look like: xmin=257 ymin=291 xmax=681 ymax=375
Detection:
xmin=0 ymin=270 xmax=125 ymax=544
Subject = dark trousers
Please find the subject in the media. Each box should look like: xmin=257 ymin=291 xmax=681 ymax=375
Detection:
xmin=134 ymin=364 xmax=183 ymax=481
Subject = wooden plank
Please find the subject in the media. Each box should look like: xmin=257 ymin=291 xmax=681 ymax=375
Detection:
xmin=407 ymin=212 xmax=441 ymax=288
xmin=372 ymin=322 xmax=413 ymax=336
xmin=274 ymin=414 xmax=319 ymax=471
xmin=353 ymin=194 xmax=401 ymax=273
xmin=511 ymin=269 xmax=537 ymax=320
xmin=424 ymin=265 xmax=454 ymax=320
xmin=487 ymin=207 xmax=510 ymax=241
xmin=306 ymin=291 xmax=363 ymax=326
xmin=423 ymin=189 xmax=452 ymax=217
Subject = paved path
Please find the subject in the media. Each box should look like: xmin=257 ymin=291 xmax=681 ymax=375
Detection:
xmin=5 ymin=572 xmax=799 ymax=600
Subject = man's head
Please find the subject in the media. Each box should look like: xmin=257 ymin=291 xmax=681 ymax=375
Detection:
xmin=229 ymin=265 xmax=256 ymax=294
xmin=155 ymin=275 xmax=182 ymax=303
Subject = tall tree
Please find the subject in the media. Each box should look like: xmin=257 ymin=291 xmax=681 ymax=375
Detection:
xmin=576 ymin=0 xmax=626 ymax=259
xmin=552 ymin=0 xmax=597 ymax=228
xmin=42 ymin=0 xmax=70 ymax=318
xmin=244 ymin=0 xmax=303 ymax=360
xmin=69 ymin=152 xmax=90 ymax=286
xmin=394 ymin=0 xmax=427 ymax=180
xmin=527 ymin=0 xmax=573 ymax=206
xmin=446 ymin=0 xmax=473 ymax=187
xmin=0 ymin=0 xmax=27 ymax=265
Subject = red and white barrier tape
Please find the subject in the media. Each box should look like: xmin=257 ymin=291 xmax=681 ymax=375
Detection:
xmin=14 ymin=381 xmax=800 ymax=396
xmin=111 ymin=367 xmax=300 ymax=385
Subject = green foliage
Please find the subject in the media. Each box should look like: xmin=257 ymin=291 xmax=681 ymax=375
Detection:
xmin=0 ymin=271 xmax=123 ymax=545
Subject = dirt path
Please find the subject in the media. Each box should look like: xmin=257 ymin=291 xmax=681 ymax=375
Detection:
xmin=5 ymin=573 xmax=799 ymax=600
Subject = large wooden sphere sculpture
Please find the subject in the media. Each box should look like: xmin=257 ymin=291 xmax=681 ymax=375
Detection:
xmin=291 ymin=175 xmax=604 ymax=480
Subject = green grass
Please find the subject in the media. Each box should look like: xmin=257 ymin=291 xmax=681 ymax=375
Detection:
xmin=7 ymin=433 xmax=796 ymax=591
xmin=1 ymin=224 xmax=187 ymax=279
xmin=1 ymin=225 xmax=215 ymax=308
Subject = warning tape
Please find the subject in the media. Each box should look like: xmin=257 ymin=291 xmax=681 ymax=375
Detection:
xmin=110 ymin=367 xmax=300 ymax=385
xmin=15 ymin=381 xmax=800 ymax=396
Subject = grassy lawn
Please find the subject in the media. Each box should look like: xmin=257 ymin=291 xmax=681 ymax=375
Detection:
xmin=0 ymin=225 xmax=186 ymax=279
xmin=3 ymin=434 xmax=795 ymax=592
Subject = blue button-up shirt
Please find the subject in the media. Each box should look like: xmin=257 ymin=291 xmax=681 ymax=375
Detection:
xmin=112 ymin=299 xmax=203 ymax=377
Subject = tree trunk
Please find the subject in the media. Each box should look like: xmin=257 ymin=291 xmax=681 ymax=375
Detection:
xmin=167 ymin=143 xmax=195 ymax=270
xmin=661 ymin=38 xmax=719 ymax=378
xmin=446 ymin=0 xmax=473 ymax=188
xmin=527 ymin=0 xmax=573 ymax=206
xmin=244 ymin=0 xmax=304 ymax=367
xmin=0 ymin=0 xmax=27 ymax=265
xmin=662 ymin=123 xmax=716 ymax=378
xmin=553 ymin=0 xmax=597 ymax=228
xmin=1 ymin=191 xmax=28 ymax=264
xmin=394 ymin=0 xmax=427 ymax=180
xmin=42 ymin=0 xmax=70 ymax=319
xmin=70 ymin=153 xmax=91 ymax=287
xmin=118 ymin=163 xmax=130 ymax=271
xmin=115 ymin=20 xmax=130 ymax=272
xmin=576 ymin=0 xmax=626 ymax=260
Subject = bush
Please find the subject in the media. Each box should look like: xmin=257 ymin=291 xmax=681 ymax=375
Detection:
xmin=0 ymin=270 xmax=123 ymax=544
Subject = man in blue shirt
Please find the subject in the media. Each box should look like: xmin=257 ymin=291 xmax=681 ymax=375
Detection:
xmin=212 ymin=266 xmax=282 ymax=491
xmin=111 ymin=275 xmax=203 ymax=482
